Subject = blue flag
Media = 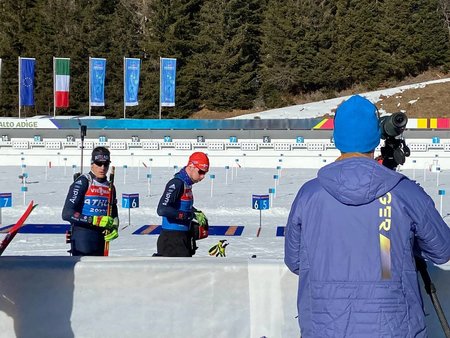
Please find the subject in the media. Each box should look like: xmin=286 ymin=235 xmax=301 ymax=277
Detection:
xmin=160 ymin=58 xmax=177 ymax=107
xmin=90 ymin=58 xmax=106 ymax=106
xmin=124 ymin=58 xmax=141 ymax=106
xmin=19 ymin=57 xmax=36 ymax=106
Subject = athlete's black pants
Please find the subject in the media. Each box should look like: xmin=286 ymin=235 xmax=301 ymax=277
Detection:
xmin=156 ymin=229 xmax=196 ymax=257
xmin=70 ymin=225 xmax=105 ymax=256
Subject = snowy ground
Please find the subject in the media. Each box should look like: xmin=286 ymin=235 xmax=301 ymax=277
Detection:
xmin=0 ymin=165 xmax=309 ymax=257
xmin=0 ymin=164 xmax=449 ymax=269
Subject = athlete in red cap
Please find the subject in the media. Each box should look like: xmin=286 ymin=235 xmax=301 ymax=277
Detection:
xmin=187 ymin=152 xmax=210 ymax=181
xmin=155 ymin=152 xmax=210 ymax=256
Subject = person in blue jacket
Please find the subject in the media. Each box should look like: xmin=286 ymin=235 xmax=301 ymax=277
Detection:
xmin=156 ymin=152 xmax=209 ymax=257
xmin=285 ymin=95 xmax=450 ymax=338
xmin=62 ymin=147 xmax=119 ymax=256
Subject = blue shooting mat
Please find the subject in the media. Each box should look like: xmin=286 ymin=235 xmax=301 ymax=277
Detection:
xmin=132 ymin=225 xmax=244 ymax=236
xmin=0 ymin=224 xmax=70 ymax=234
xmin=276 ymin=226 xmax=285 ymax=237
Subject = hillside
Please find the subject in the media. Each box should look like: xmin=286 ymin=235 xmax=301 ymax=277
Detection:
xmin=378 ymin=79 xmax=450 ymax=118
xmin=191 ymin=70 xmax=450 ymax=119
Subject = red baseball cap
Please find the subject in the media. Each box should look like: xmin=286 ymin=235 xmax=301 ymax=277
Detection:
xmin=188 ymin=152 xmax=209 ymax=172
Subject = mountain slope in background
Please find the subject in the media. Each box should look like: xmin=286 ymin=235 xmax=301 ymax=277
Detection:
xmin=233 ymin=78 xmax=450 ymax=119
xmin=191 ymin=71 xmax=450 ymax=119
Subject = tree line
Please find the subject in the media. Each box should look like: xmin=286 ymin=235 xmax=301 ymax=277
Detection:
xmin=0 ymin=0 xmax=449 ymax=119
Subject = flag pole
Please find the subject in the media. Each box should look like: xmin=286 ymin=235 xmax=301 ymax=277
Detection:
xmin=88 ymin=57 xmax=91 ymax=117
xmin=123 ymin=57 xmax=126 ymax=119
xmin=18 ymin=57 xmax=21 ymax=119
xmin=159 ymin=57 xmax=162 ymax=120
xmin=53 ymin=57 xmax=56 ymax=117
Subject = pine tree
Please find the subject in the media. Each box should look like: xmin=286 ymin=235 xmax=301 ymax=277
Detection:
xmin=331 ymin=0 xmax=388 ymax=90
xmin=1 ymin=0 xmax=450 ymax=117
xmin=0 ymin=0 xmax=40 ymax=116
xmin=0 ymin=0 xmax=18 ymax=116
xmin=191 ymin=0 xmax=227 ymax=111
xmin=217 ymin=0 xmax=265 ymax=110
xmin=403 ymin=0 xmax=450 ymax=73
xmin=141 ymin=0 xmax=204 ymax=118
xmin=186 ymin=0 xmax=266 ymax=112
xmin=260 ymin=0 xmax=337 ymax=107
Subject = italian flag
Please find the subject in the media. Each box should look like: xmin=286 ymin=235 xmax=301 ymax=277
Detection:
xmin=54 ymin=58 xmax=70 ymax=108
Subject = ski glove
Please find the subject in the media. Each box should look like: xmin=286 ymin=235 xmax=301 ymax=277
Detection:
xmin=104 ymin=228 xmax=119 ymax=242
xmin=209 ymin=240 xmax=228 ymax=257
xmin=194 ymin=210 xmax=208 ymax=227
xmin=103 ymin=217 xmax=119 ymax=242
xmin=92 ymin=216 xmax=115 ymax=229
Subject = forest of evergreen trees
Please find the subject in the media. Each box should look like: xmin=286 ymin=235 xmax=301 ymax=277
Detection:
xmin=1 ymin=0 xmax=450 ymax=119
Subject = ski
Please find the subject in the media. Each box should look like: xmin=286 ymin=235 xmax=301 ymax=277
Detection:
xmin=0 ymin=200 xmax=37 ymax=256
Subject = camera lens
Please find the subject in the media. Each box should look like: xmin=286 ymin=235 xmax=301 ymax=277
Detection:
xmin=381 ymin=112 xmax=407 ymax=139
xmin=392 ymin=112 xmax=407 ymax=129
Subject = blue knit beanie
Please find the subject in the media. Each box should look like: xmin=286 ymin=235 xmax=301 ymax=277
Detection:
xmin=333 ymin=95 xmax=381 ymax=153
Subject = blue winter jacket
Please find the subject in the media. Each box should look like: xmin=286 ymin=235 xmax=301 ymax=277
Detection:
xmin=285 ymin=157 xmax=450 ymax=338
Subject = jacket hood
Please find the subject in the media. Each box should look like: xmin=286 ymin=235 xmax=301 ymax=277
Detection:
xmin=318 ymin=157 xmax=404 ymax=205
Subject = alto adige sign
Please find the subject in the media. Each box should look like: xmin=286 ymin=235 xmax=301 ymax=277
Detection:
xmin=0 ymin=118 xmax=57 ymax=129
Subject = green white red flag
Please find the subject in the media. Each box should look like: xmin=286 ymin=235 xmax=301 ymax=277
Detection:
xmin=54 ymin=57 xmax=70 ymax=108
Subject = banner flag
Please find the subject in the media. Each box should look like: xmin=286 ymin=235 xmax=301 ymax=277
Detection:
xmin=19 ymin=57 xmax=36 ymax=106
xmin=90 ymin=57 xmax=106 ymax=106
xmin=160 ymin=58 xmax=176 ymax=107
xmin=124 ymin=58 xmax=140 ymax=106
xmin=54 ymin=58 xmax=70 ymax=108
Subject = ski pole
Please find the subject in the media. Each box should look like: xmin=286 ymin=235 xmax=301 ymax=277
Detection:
xmin=104 ymin=166 xmax=115 ymax=256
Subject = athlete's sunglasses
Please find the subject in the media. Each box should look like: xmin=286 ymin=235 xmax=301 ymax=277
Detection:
xmin=196 ymin=168 xmax=207 ymax=175
xmin=94 ymin=161 xmax=110 ymax=168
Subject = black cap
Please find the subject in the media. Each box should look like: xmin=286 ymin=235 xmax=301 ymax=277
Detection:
xmin=91 ymin=146 xmax=110 ymax=164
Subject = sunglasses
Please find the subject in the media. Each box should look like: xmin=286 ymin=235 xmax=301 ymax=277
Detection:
xmin=196 ymin=168 xmax=207 ymax=175
xmin=94 ymin=161 xmax=110 ymax=168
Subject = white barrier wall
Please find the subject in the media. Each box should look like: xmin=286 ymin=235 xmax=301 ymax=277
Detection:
xmin=2 ymin=137 xmax=450 ymax=169
xmin=0 ymin=257 xmax=448 ymax=338
xmin=0 ymin=257 xmax=299 ymax=338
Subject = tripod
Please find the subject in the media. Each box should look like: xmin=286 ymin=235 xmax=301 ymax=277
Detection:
xmin=415 ymin=256 xmax=450 ymax=338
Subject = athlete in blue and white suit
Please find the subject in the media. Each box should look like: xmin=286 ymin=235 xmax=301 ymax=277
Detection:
xmin=285 ymin=95 xmax=450 ymax=338
xmin=156 ymin=152 xmax=209 ymax=257
xmin=62 ymin=147 xmax=118 ymax=256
